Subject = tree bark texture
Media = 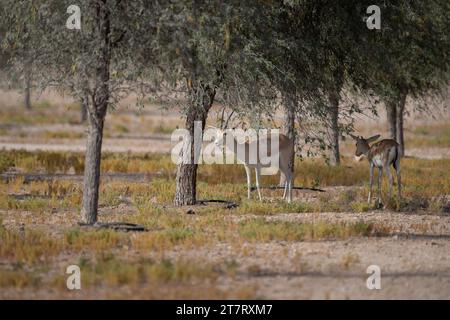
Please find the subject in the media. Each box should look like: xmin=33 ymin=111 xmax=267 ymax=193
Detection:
xmin=80 ymin=94 xmax=88 ymax=123
xmin=396 ymin=92 xmax=407 ymax=157
xmin=279 ymin=93 xmax=296 ymax=186
xmin=80 ymin=113 xmax=105 ymax=224
xmin=328 ymin=90 xmax=340 ymax=166
xmin=173 ymin=85 xmax=216 ymax=206
xmin=386 ymin=101 xmax=397 ymax=140
xmin=80 ymin=0 xmax=111 ymax=224
xmin=24 ymin=63 xmax=32 ymax=109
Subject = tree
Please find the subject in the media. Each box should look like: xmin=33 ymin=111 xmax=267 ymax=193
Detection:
xmin=355 ymin=0 xmax=450 ymax=156
xmin=295 ymin=1 xmax=366 ymax=166
xmin=80 ymin=93 xmax=88 ymax=123
xmin=150 ymin=0 xmax=265 ymax=206
xmin=225 ymin=1 xmax=374 ymax=186
xmin=2 ymin=0 xmax=157 ymax=224
xmin=0 ymin=6 xmax=8 ymax=85
xmin=23 ymin=59 xmax=32 ymax=109
xmin=0 ymin=1 xmax=33 ymax=109
xmin=263 ymin=1 xmax=374 ymax=168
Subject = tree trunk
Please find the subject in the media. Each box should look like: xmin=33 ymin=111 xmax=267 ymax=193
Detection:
xmin=279 ymin=93 xmax=296 ymax=186
xmin=396 ymin=92 xmax=407 ymax=157
xmin=174 ymin=86 xmax=215 ymax=206
xmin=328 ymin=90 xmax=340 ymax=166
xmin=80 ymin=111 xmax=105 ymax=224
xmin=173 ymin=109 xmax=202 ymax=206
xmin=174 ymin=163 xmax=199 ymax=206
xmin=80 ymin=0 xmax=110 ymax=224
xmin=80 ymin=94 xmax=88 ymax=123
xmin=24 ymin=65 xmax=32 ymax=109
xmin=386 ymin=101 xmax=397 ymax=140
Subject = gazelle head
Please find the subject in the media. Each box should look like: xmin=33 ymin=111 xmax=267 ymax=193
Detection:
xmin=207 ymin=126 xmax=226 ymax=149
xmin=349 ymin=133 xmax=381 ymax=157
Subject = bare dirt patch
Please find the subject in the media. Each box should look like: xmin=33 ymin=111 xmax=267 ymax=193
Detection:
xmin=1 ymin=206 xmax=450 ymax=299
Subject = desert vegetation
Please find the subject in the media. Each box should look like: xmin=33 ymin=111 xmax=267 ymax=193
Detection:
xmin=0 ymin=1 xmax=449 ymax=299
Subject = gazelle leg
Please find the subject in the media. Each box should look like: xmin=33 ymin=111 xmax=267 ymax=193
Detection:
xmin=282 ymin=169 xmax=288 ymax=200
xmin=385 ymin=165 xmax=393 ymax=200
xmin=377 ymin=167 xmax=383 ymax=207
xmin=255 ymin=167 xmax=262 ymax=201
xmin=287 ymin=172 xmax=293 ymax=203
xmin=368 ymin=163 xmax=374 ymax=204
xmin=244 ymin=165 xmax=251 ymax=199
xmin=395 ymin=159 xmax=401 ymax=203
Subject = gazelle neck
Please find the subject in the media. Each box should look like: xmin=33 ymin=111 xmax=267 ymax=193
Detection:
xmin=360 ymin=143 xmax=371 ymax=157
xmin=223 ymin=134 xmax=246 ymax=151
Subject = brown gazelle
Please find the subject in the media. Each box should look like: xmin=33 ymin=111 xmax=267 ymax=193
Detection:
xmin=211 ymin=127 xmax=294 ymax=202
xmin=349 ymin=134 xmax=401 ymax=207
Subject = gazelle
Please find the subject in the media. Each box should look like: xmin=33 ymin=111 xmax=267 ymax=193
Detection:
xmin=211 ymin=128 xmax=294 ymax=202
xmin=349 ymin=134 xmax=401 ymax=207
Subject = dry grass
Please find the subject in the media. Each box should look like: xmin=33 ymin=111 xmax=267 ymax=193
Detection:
xmin=0 ymin=270 xmax=42 ymax=288
xmin=1 ymin=91 xmax=449 ymax=298
xmin=78 ymin=255 xmax=220 ymax=287
xmin=0 ymin=91 xmax=182 ymax=139
xmin=0 ymin=207 xmax=394 ymax=297
xmin=0 ymin=100 xmax=80 ymax=126
xmin=1 ymin=149 xmax=449 ymax=213
xmin=0 ymin=112 xmax=449 ymax=298
xmin=407 ymin=123 xmax=450 ymax=148
xmin=0 ymin=222 xmax=63 ymax=265
xmin=237 ymin=219 xmax=388 ymax=242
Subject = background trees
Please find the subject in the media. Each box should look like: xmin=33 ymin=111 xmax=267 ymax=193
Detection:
xmin=0 ymin=0 xmax=34 ymax=108
xmin=150 ymin=1 xmax=279 ymax=205
xmin=151 ymin=0 xmax=230 ymax=206
xmin=252 ymin=1 xmax=376 ymax=170
xmin=2 ymin=0 xmax=157 ymax=224
xmin=354 ymin=0 xmax=450 ymax=156
xmin=1 ymin=1 xmax=448 ymax=222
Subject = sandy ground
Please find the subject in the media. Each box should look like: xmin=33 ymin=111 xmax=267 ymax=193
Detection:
xmin=3 ymin=238 xmax=450 ymax=299
xmin=1 ymin=132 xmax=450 ymax=159
xmin=1 ymin=206 xmax=450 ymax=299
xmin=0 ymin=135 xmax=173 ymax=154
xmin=213 ymin=237 xmax=450 ymax=299
xmin=170 ymin=212 xmax=450 ymax=299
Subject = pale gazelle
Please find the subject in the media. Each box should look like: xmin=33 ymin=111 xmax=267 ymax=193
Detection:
xmin=210 ymin=127 xmax=294 ymax=202
xmin=349 ymin=134 xmax=401 ymax=207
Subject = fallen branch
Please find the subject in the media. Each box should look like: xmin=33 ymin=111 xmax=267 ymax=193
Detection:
xmin=78 ymin=221 xmax=147 ymax=232
xmin=196 ymin=199 xmax=238 ymax=209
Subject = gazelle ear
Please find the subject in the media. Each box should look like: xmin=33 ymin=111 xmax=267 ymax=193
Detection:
xmin=366 ymin=134 xmax=381 ymax=143
xmin=349 ymin=133 xmax=359 ymax=141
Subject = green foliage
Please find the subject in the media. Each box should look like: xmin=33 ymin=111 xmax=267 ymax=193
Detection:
xmin=354 ymin=0 xmax=450 ymax=103
xmin=1 ymin=0 xmax=158 ymax=106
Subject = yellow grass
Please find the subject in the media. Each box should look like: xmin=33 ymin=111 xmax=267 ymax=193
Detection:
xmin=0 ymin=139 xmax=448 ymax=297
xmin=1 ymin=150 xmax=449 ymax=213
